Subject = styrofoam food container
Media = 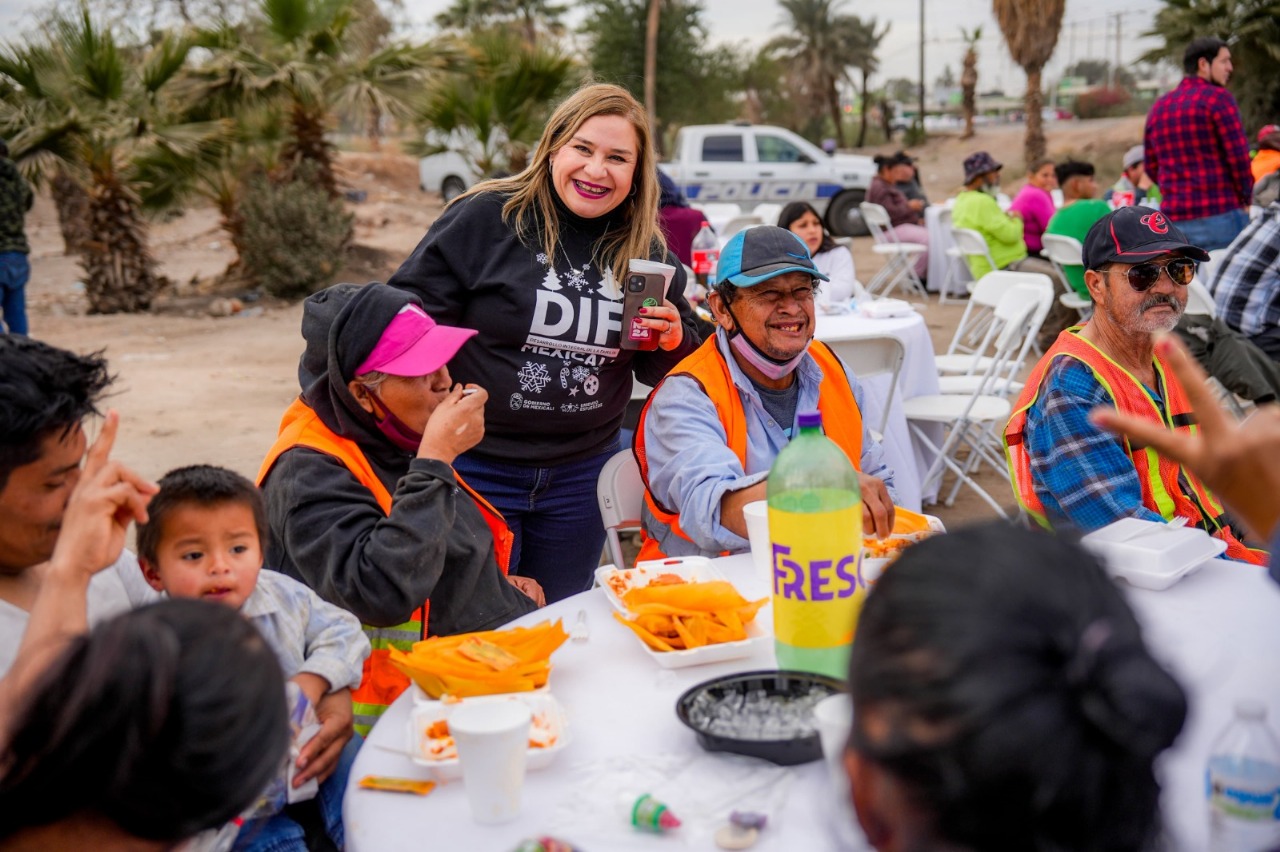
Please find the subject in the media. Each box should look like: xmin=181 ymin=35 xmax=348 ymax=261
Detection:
xmin=1081 ymin=518 xmax=1227 ymax=590
xmin=595 ymin=556 xmax=722 ymax=613
xmin=406 ymin=692 xmax=568 ymax=779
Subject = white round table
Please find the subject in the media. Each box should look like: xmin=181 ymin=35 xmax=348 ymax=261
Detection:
xmin=344 ymin=554 xmax=1280 ymax=851
xmin=815 ymin=310 xmax=942 ymax=508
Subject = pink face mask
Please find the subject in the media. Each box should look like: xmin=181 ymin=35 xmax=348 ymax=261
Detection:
xmin=725 ymin=304 xmax=810 ymax=381
xmin=365 ymin=390 xmax=422 ymax=453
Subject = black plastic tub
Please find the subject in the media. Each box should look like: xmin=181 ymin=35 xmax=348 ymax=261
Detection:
xmin=675 ymin=669 xmax=846 ymax=766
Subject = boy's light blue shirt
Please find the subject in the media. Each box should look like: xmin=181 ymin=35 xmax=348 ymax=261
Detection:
xmin=641 ymin=329 xmax=897 ymax=556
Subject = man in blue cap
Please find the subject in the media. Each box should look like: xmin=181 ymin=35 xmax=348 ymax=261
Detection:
xmin=633 ymin=226 xmax=897 ymax=560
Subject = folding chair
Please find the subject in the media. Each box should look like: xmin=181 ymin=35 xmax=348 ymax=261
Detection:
xmin=823 ymin=335 xmax=905 ymax=440
xmin=1039 ymin=233 xmax=1093 ymax=320
xmin=751 ymin=202 xmax=783 ymax=226
xmin=935 ymin=270 xmax=1031 ymax=374
xmin=596 ymin=449 xmax=645 ymax=570
xmin=720 ymin=214 xmax=763 ymax=240
xmin=903 ymin=287 xmax=1043 ymax=516
xmin=1185 ymin=278 xmax=1217 ymax=318
xmin=935 ymin=276 xmax=1054 ymax=398
xmin=950 ymin=227 xmax=997 ymax=283
xmin=860 ymin=202 xmax=928 ymax=299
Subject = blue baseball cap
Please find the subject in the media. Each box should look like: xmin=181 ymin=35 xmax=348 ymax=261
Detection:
xmin=715 ymin=226 xmax=829 ymax=287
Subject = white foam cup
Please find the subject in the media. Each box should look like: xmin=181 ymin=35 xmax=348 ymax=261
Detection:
xmin=449 ymin=699 xmax=532 ymax=824
xmin=742 ymin=500 xmax=771 ymax=584
xmin=813 ymin=693 xmax=862 ymax=843
xmin=628 ymin=258 xmax=676 ymax=288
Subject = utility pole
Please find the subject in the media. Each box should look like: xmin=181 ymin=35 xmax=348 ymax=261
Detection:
xmin=1114 ymin=12 xmax=1123 ymax=89
xmin=1068 ymin=20 xmax=1076 ymax=68
xmin=918 ymin=0 xmax=925 ymax=136
xmin=1106 ymin=16 xmax=1114 ymax=88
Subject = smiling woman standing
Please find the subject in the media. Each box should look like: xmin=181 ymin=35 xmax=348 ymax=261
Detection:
xmin=388 ymin=84 xmax=700 ymax=602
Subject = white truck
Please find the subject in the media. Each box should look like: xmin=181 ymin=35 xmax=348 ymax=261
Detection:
xmin=417 ymin=129 xmax=508 ymax=202
xmin=659 ymin=124 xmax=877 ymax=236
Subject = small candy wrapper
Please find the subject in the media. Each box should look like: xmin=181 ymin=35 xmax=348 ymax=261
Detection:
xmin=357 ymin=775 xmax=437 ymax=796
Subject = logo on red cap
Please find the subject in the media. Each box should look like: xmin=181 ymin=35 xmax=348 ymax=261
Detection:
xmin=1140 ymin=212 xmax=1169 ymax=235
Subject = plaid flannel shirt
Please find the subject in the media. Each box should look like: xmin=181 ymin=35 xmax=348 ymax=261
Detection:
xmin=1144 ymin=76 xmax=1253 ymax=222
xmin=1211 ymin=203 xmax=1280 ymax=337
xmin=1023 ymin=357 xmax=1166 ymax=532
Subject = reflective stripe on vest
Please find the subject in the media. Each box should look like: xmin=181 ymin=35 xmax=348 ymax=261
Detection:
xmin=633 ymin=337 xmax=865 ymax=563
xmin=1004 ymin=329 xmax=1267 ymax=566
xmin=258 ymin=398 xmax=516 ymax=734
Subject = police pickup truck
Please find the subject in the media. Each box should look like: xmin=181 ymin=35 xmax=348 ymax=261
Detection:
xmin=659 ymin=124 xmax=877 ymax=236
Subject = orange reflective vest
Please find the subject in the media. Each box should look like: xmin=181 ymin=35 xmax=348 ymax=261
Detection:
xmin=257 ymin=398 xmax=515 ymax=734
xmin=1004 ymin=329 xmax=1266 ymax=565
xmin=633 ymin=337 xmax=864 ymax=563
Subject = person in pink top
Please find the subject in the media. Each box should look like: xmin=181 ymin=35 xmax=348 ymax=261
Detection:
xmin=1009 ymin=158 xmax=1058 ymax=256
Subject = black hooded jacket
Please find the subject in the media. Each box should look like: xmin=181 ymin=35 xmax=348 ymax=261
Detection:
xmin=260 ymin=283 xmax=538 ymax=632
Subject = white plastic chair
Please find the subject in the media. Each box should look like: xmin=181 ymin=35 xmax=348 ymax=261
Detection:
xmin=950 ymin=227 xmax=997 ymax=282
xmin=903 ymin=287 xmax=1043 ymax=516
xmin=1199 ymin=248 xmax=1228 ymax=292
xmin=719 ymin=214 xmax=763 ymax=240
xmin=597 ymin=450 xmax=645 ymax=570
xmin=823 ymin=335 xmax=905 ymax=439
xmin=1040 ymin=233 xmax=1093 ymax=319
xmin=860 ymin=202 xmax=928 ymax=299
xmin=935 ymin=270 xmax=1030 ymax=373
xmin=935 ymin=277 xmax=1054 ymax=399
xmin=698 ymin=202 xmax=741 ymax=223
xmin=752 ymin=202 xmax=783 ymax=226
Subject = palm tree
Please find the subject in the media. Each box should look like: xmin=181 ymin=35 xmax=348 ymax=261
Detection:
xmin=414 ymin=29 xmax=576 ymax=177
xmin=959 ymin=26 xmax=981 ymax=140
xmin=188 ymin=0 xmax=453 ymax=195
xmin=434 ymin=0 xmax=567 ymax=48
xmin=993 ymin=0 xmax=1064 ymax=164
xmin=851 ymin=17 xmax=889 ymax=148
xmin=768 ymin=0 xmax=862 ymax=148
xmin=0 ymin=12 xmax=230 ymax=313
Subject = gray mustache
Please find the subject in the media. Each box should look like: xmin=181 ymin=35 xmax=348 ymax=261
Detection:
xmin=1141 ymin=294 xmax=1182 ymax=312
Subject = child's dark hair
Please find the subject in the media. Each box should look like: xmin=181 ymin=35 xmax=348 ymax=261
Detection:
xmin=0 ymin=337 xmax=112 ymax=490
xmin=136 ymin=465 xmax=268 ymax=564
xmin=848 ymin=521 xmax=1187 ymax=852
xmin=0 ymin=599 xmax=288 ymax=841
xmin=776 ymin=201 xmax=837 ymax=254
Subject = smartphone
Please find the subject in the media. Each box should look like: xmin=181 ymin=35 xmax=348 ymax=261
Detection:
xmin=619 ymin=271 xmax=667 ymax=351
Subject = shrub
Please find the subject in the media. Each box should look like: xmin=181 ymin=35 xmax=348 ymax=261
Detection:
xmin=1072 ymin=87 xmax=1133 ymax=120
xmin=236 ymin=163 xmax=353 ymax=299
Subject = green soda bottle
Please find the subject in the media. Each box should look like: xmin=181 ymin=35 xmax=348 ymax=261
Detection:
xmin=766 ymin=411 xmax=865 ymax=680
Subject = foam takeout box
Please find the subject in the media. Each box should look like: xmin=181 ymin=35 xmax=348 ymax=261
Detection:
xmin=1081 ymin=518 xmax=1227 ymax=590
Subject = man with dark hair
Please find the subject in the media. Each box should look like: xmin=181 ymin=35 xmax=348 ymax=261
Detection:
xmin=1046 ymin=160 xmax=1112 ymax=299
xmin=1144 ymin=37 xmax=1252 ymax=250
xmin=0 ymin=139 xmax=33 ymax=336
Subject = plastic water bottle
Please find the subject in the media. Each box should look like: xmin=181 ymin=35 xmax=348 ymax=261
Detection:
xmin=691 ymin=221 xmax=719 ymax=291
xmin=766 ymin=411 xmax=864 ymax=680
xmin=1207 ymin=700 xmax=1280 ymax=852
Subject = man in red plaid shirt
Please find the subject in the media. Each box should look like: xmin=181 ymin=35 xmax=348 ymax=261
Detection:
xmin=1144 ymin=37 xmax=1253 ymax=251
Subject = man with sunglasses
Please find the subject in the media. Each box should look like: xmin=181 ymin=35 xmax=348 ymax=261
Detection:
xmin=634 ymin=226 xmax=898 ymax=560
xmin=1005 ymin=206 xmax=1267 ymax=564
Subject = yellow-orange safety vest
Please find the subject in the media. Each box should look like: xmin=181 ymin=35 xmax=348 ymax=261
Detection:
xmin=258 ymin=398 xmax=514 ymax=734
xmin=633 ymin=337 xmax=864 ymax=563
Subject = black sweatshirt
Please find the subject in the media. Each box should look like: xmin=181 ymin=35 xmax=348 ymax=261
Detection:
xmin=262 ymin=284 xmax=538 ymax=633
xmin=387 ymin=191 xmax=700 ymax=466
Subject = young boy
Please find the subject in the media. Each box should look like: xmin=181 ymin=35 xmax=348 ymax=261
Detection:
xmin=137 ymin=465 xmax=370 ymax=852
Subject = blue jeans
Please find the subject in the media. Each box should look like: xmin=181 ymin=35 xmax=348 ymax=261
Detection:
xmin=1174 ymin=209 xmax=1248 ymax=252
xmin=232 ymin=734 xmax=362 ymax=852
xmin=0 ymin=251 xmax=30 ymax=335
xmin=453 ymin=441 xmax=620 ymax=603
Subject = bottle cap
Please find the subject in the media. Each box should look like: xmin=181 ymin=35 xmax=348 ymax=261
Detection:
xmin=797 ymin=411 xmax=823 ymax=429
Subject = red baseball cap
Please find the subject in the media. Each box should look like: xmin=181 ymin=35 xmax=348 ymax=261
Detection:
xmin=355 ymin=304 xmax=477 ymax=377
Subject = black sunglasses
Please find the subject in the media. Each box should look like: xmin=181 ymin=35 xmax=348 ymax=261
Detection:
xmin=1102 ymin=258 xmax=1198 ymax=292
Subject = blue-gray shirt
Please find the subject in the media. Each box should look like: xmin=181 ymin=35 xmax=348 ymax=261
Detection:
xmin=641 ymin=329 xmax=897 ymax=556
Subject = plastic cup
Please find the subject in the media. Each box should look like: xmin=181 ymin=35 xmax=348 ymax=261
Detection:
xmin=628 ymin=258 xmax=676 ymax=289
xmin=813 ymin=693 xmax=861 ymax=842
xmin=449 ymin=699 xmax=532 ymax=824
xmin=742 ymin=500 xmax=771 ymax=583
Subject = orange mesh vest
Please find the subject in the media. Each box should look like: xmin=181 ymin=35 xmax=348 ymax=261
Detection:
xmin=633 ymin=337 xmax=864 ymax=563
xmin=1004 ymin=329 xmax=1266 ymax=566
xmin=257 ymin=398 xmax=515 ymax=733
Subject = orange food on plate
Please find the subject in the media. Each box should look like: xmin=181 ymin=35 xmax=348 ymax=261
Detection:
xmin=417 ymin=711 xmax=559 ymax=761
xmin=388 ymin=620 xmax=568 ymax=699
xmin=613 ymin=580 xmax=767 ymax=652
xmin=862 ymin=508 xmax=942 ymax=561
xmin=605 ymin=569 xmax=688 ymax=598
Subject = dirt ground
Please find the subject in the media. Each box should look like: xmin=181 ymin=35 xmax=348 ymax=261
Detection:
xmin=24 ymin=116 xmax=1146 ymax=531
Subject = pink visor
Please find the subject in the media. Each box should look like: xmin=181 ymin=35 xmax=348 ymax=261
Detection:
xmin=355 ymin=304 xmax=478 ymax=377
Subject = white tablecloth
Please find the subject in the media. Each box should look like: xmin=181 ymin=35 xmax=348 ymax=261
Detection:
xmin=814 ymin=310 xmax=941 ymax=508
xmin=925 ymin=204 xmax=971 ymax=297
xmin=344 ymin=554 xmax=1280 ymax=852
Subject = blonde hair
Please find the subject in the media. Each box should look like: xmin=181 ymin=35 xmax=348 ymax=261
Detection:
xmin=455 ymin=83 xmax=666 ymax=284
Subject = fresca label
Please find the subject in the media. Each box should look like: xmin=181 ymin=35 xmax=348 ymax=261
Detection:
xmin=769 ymin=505 xmax=864 ymax=648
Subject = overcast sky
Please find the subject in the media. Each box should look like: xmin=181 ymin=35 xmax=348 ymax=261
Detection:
xmin=0 ymin=0 xmax=1174 ymax=93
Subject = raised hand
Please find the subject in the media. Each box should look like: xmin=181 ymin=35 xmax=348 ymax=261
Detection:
xmin=417 ymin=385 xmax=488 ymax=465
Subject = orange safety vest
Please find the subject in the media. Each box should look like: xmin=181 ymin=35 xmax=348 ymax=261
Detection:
xmin=257 ymin=398 xmax=515 ymax=734
xmin=633 ymin=337 xmax=864 ymax=563
xmin=1004 ymin=329 xmax=1267 ymax=566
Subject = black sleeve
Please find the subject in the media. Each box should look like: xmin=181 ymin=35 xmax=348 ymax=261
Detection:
xmin=386 ymin=193 xmax=496 ymax=324
xmin=632 ymin=250 xmax=702 ymax=386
